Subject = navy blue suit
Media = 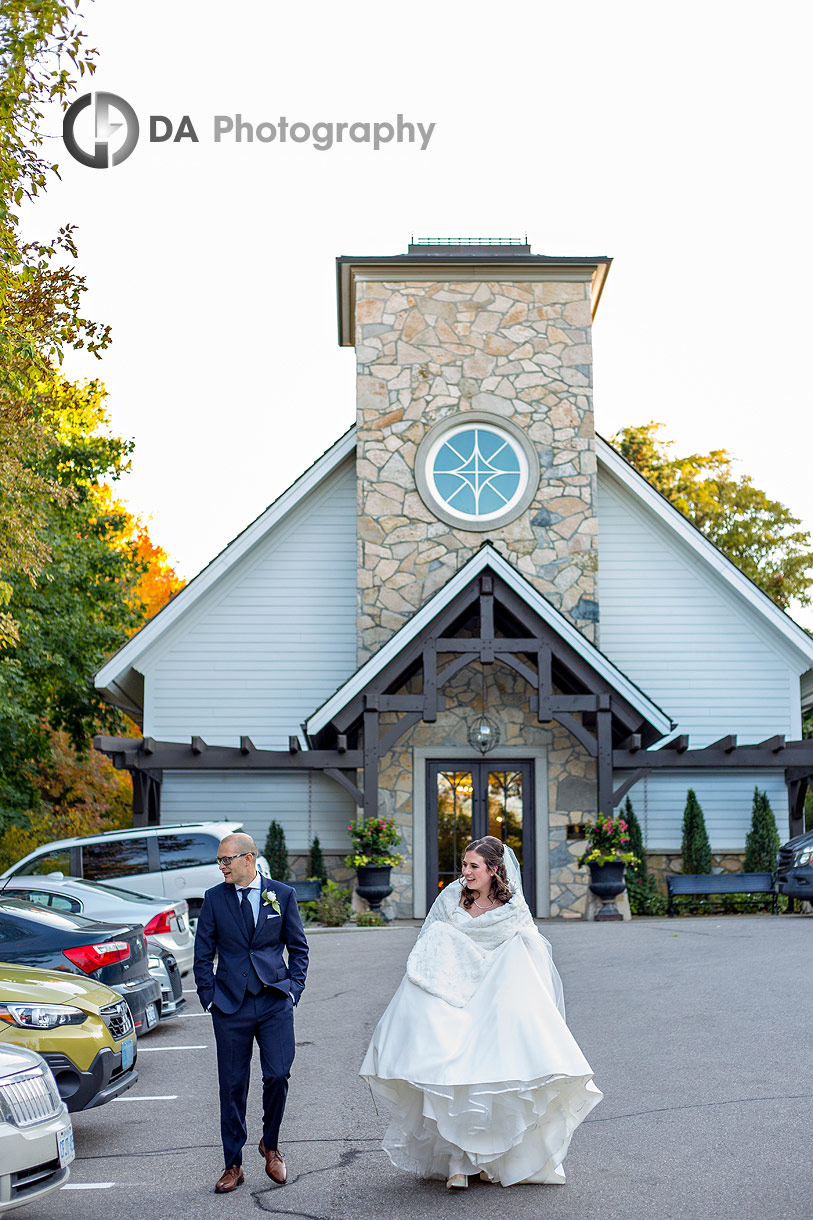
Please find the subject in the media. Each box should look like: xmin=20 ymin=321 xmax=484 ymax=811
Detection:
xmin=194 ymin=875 xmax=308 ymax=1169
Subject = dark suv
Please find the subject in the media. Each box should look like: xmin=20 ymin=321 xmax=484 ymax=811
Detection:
xmin=775 ymin=829 xmax=813 ymax=902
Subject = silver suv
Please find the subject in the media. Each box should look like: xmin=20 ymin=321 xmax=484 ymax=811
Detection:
xmin=0 ymin=823 xmax=269 ymax=930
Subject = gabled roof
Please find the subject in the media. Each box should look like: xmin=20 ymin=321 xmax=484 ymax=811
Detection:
xmin=94 ymin=427 xmax=356 ymax=711
xmin=305 ymin=544 xmax=673 ymax=739
xmin=596 ymin=437 xmax=813 ymax=667
xmin=95 ymin=425 xmax=813 ymax=711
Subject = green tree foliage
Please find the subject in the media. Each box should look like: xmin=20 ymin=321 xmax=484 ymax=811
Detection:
xmin=308 ymin=835 xmax=327 ymax=884
xmin=612 ymin=423 xmax=813 ymax=610
xmin=264 ymin=821 xmax=290 ymax=881
xmin=743 ymin=787 xmax=781 ymax=874
xmin=618 ymin=795 xmax=667 ymax=915
xmin=1 ymin=4 xmax=108 ymax=648
xmin=681 ymin=788 xmax=712 ymax=875
xmin=623 ymin=796 xmax=646 ymax=876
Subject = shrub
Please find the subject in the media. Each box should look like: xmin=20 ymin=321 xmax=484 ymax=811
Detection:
xmin=680 ymin=789 xmax=712 ymax=874
xmin=744 ymin=787 xmax=781 ymax=874
xmin=313 ymin=881 xmax=351 ymax=927
xmin=308 ymin=835 xmax=327 ymax=885
xmin=355 ymin=911 xmax=387 ymax=927
xmin=263 ymin=820 xmax=290 ymax=881
xmin=623 ymin=796 xmax=647 ymax=877
xmin=626 ymin=873 xmax=667 ymax=916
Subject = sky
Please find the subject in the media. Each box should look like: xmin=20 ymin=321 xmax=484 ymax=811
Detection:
xmin=30 ymin=0 xmax=813 ymax=624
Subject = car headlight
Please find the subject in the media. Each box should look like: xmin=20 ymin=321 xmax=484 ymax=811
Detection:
xmin=0 ymin=1003 xmax=88 ymax=1030
xmin=794 ymin=847 xmax=813 ymax=866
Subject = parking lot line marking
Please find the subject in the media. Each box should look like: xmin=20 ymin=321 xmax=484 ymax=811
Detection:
xmin=63 ymin=1183 xmax=116 ymax=1189
xmin=137 ymin=1044 xmax=207 ymax=1051
xmin=116 ymin=1094 xmax=178 ymax=1101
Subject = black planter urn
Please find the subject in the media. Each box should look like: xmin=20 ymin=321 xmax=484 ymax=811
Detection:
xmin=355 ymin=864 xmax=393 ymax=915
xmin=588 ymin=860 xmax=626 ymax=921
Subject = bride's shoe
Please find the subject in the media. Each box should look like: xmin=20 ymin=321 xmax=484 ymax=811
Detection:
xmin=446 ymin=1174 xmax=468 ymax=1189
xmin=478 ymin=1170 xmax=494 ymax=1183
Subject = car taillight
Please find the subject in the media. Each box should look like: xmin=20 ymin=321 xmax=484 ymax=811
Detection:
xmin=144 ymin=911 xmax=174 ymax=935
xmin=63 ymin=941 xmax=131 ymax=973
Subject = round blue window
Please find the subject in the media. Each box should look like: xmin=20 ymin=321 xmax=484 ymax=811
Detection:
xmin=426 ymin=424 xmax=529 ymax=522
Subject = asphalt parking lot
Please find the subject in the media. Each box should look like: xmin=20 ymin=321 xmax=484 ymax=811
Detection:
xmin=33 ymin=913 xmax=812 ymax=1220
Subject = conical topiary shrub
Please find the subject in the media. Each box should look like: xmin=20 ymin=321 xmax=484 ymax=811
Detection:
xmin=681 ymin=788 xmax=712 ymax=875
xmin=264 ymin=820 xmax=290 ymax=881
xmin=308 ymin=834 xmax=327 ymax=884
xmin=623 ymin=796 xmax=646 ymax=878
xmin=744 ymin=787 xmax=780 ymax=874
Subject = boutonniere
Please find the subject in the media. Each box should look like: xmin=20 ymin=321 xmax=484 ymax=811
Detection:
xmin=262 ymin=889 xmax=281 ymax=915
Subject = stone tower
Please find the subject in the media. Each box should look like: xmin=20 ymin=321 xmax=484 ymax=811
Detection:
xmin=337 ymin=242 xmax=611 ymax=663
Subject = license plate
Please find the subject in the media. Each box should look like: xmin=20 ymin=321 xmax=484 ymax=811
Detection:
xmin=177 ymin=916 xmax=186 ymax=932
xmin=120 ymin=1035 xmax=135 ymax=1071
xmin=57 ymin=1126 xmax=75 ymax=1167
xmin=145 ymin=1002 xmax=159 ymax=1029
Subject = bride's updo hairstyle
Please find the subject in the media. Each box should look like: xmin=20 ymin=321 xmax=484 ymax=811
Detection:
xmin=459 ymin=836 xmax=514 ymax=909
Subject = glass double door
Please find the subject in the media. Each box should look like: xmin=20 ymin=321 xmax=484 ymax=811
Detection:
xmin=426 ymin=760 xmax=535 ymax=913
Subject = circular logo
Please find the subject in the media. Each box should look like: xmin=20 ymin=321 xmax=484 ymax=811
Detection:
xmin=63 ymin=92 xmax=140 ymax=168
xmin=415 ymin=413 xmax=540 ymax=531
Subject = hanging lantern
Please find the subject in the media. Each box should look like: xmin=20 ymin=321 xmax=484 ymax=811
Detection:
xmin=467 ymin=713 xmax=501 ymax=755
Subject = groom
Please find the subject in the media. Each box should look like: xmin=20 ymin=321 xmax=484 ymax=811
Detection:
xmin=194 ymin=832 xmax=309 ymax=1193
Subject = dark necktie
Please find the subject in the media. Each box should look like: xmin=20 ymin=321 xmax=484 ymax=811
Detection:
xmin=240 ymin=887 xmax=255 ymax=937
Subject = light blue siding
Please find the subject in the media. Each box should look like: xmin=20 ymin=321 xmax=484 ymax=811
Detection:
xmin=597 ymin=467 xmax=803 ymax=743
xmin=141 ymin=456 xmax=357 ymax=748
xmin=160 ymin=770 xmax=357 ymax=854
xmin=617 ymin=770 xmax=789 ymax=852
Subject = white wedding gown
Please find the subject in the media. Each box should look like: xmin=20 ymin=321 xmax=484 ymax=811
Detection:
xmin=360 ymin=868 xmax=602 ymax=1186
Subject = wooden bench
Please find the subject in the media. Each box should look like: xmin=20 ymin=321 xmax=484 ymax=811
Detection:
xmin=666 ymin=872 xmax=777 ymax=916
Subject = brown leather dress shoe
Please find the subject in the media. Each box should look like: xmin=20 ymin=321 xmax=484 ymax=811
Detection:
xmin=258 ymin=1138 xmax=287 ymax=1184
xmin=214 ymin=1165 xmax=244 ymax=1193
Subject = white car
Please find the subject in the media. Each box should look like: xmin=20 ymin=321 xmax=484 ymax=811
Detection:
xmin=0 ymin=876 xmax=194 ymax=977
xmin=0 ymin=1044 xmax=74 ymax=1213
xmin=0 ymin=822 xmax=269 ymax=933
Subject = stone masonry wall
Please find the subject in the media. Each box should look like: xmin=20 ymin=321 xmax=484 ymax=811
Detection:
xmin=355 ymin=277 xmax=598 ymax=663
xmin=371 ymin=660 xmax=596 ymax=918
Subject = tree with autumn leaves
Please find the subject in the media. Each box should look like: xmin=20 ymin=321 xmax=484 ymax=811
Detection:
xmin=0 ymin=5 xmax=182 ymax=865
xmin=612 ymin=422 xmax=813 ymax=611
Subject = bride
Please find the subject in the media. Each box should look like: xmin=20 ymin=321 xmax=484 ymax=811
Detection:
xmin=359 ymin=835 xmax=602 ymax=1188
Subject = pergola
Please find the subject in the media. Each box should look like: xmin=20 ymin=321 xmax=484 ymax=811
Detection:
xmin=96 ymin=555 xmax=813 ymax=840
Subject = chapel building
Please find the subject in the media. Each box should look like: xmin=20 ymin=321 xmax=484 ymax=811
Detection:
xmin=95 ymin=242 xmax=813 ymax=918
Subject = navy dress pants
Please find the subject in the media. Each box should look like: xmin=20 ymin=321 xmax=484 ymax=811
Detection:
xmin=212 ymin=989 xmax=295 ymax=1169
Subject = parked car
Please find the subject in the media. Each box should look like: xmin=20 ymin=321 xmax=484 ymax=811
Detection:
xmin=0 ymin=1043 xmax=74 ymax=1212
xmin=148 ymin=946 xmax=185 ymax=1019
xmin=0 ymin=962 xmax=137 ymax=1112
xmin=0 ymin=875 xmax=194 ymax=975
xmin=0 ymin=898 xmax=161 ymax=1036
xmin=0 ymin=822 xmax=269 ymax=931
xmin=776 ymin=828 xmax=813 ymax=902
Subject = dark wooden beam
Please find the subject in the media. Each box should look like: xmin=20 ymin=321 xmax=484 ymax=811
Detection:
xmin=142 ymin=737 xmax=155 ymax=756
xmin=377 ymin=696 xmax=425 ymax=712
xmin=596 ymin=705 xmax=614 ymax=816
xmin=324 ymin=768 xmax=364 ymax=808
xmin=618 ymin=733 xmax=642 ymax=752
xmin=613 ymin=739 xmax=813 ymax=769
xmin=191 ymin=736 xmax=206 ymax=755
xmin=612 ymin=768 xmax=651 ymax=806
xmin=708 ymin=734 xmax=737 ymax=752
xmin=658 ymin=734 xmax=689 ymax=753
xmin=495 ymin=652 xmax=537 ymax=688
xmin=288 ymin=736 xmax=301 ymax=754
xmin=94 ymin=736 xmax=363 ymax=771
xmin=337 ymin=734 xmax=348 ymax=754
xmin=758 ymin=735 xmax=785 ymax=753
xmin=240 ymin=736 xmax=254 ymax=755
xmin=378 ymin=712 xmax=423 ymax=756
xmin=556 ymin=712 xmax=598 ymax=758
xmin=363 ymin=708 xmax=379 ymax=820
xmin=423 ymin=640 xmax=438 ymax=723
xmin=537 ymin=644 xmax=552 ymax=721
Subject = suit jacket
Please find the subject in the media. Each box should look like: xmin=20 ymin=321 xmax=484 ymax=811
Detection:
xmin=193 ymin=874 xmax=309 ymax=1015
